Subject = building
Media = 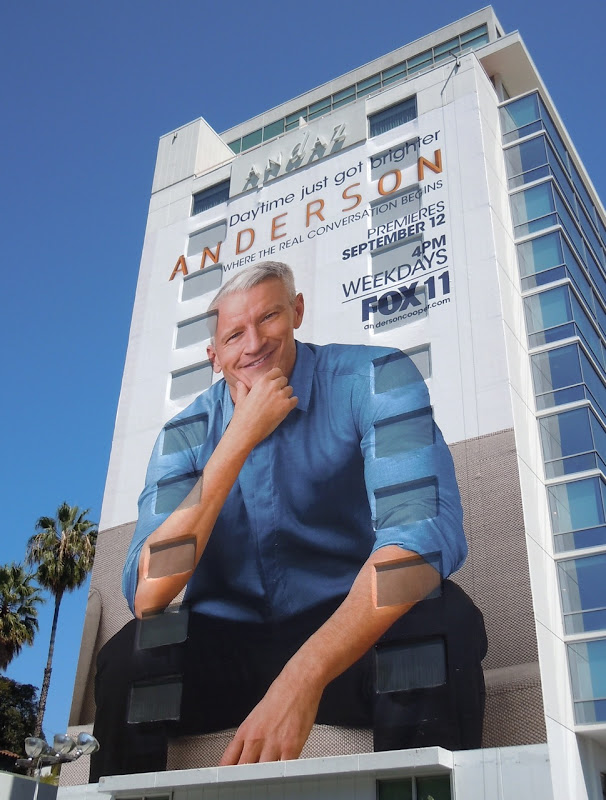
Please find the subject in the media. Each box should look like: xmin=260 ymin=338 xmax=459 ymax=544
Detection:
xmin=57 ymin=7 xmax=606 ymax=799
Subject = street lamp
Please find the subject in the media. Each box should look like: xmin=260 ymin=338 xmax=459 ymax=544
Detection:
xmin=17 ymin=733 xmax=100 ymax=798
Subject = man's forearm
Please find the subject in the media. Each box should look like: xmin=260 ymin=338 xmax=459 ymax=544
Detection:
xmin=220 ymin=545 xmax=440 ymax=764
xmin=284 ymin=545 xmax=440 ymax=689
xmin=134 ymin=370 xmax=298 ymax=618
xmin=134 ymin=422 xmax=253 ymax=617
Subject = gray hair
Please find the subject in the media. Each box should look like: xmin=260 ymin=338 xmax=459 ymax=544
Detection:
xmin=208 ymin=261 xmax=297 ymax=314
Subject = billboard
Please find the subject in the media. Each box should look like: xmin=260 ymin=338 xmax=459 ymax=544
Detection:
xmin=84 ymin=61 xmax=545 ymax=781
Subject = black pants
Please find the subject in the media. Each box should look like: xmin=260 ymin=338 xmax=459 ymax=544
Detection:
xmin=91 ymin=580 xmax=486 ymax=780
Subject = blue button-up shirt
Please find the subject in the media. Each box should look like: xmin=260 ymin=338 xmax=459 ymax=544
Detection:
xmin=122 ymin=342 xmax=466 ymax=621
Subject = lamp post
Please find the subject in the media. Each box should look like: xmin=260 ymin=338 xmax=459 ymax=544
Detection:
xmin=16 ymin=733 xmax=100 ymax=799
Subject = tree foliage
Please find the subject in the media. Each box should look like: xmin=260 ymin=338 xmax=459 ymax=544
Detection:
xmin=0 ymin=676 xmax=41 ymax=773
xmin=0 ymin=563 xmax=44 ymax=671
xmin=26 ymin=502 xmax=98 ymax=737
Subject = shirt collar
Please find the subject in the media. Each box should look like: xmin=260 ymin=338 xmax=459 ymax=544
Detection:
xmin=220 ymin=340 xmax=315 ymax=432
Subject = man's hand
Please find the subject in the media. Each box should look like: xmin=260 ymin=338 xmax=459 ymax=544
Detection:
xmin=230 ymin=368 xmax=298 ymax=450
xmin=220 ymin=662 xmax=323 ymax=765
xmin=134 ymin=369 xmax=296 ymax=618
xmin=219 ymin=546 xmax=438 ymax=765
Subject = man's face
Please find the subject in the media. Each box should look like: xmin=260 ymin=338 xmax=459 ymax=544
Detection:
xmin=207 ymin=278 xmax=304 ymax=395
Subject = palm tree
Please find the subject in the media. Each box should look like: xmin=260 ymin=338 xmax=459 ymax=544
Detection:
xmin=26 ymin=503 xmax=97 ymax=737
xmin=0 ymin=564 xmax=44 ymax=671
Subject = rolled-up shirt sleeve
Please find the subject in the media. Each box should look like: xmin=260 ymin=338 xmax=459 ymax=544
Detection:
xmin=121 ymin=416 xmax=203 ymax=615
xmin=355 ymin=349 xmax=466 ymax=578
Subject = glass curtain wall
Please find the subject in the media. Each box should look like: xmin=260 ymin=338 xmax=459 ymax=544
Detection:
xmin=502 ymin=91 xmax=606 ymax=725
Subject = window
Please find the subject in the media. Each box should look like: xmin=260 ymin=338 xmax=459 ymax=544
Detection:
xmin=369 ymin=97 xmax=417 ymax=137
xmin=538 ymin=406 xmax=606 ymax=478
xmin=137 ymin=606 xmax=189 ymax=649
xmin=374 ymin=407 xmax=434 ymax=459
xmin=374 ymin=478 xmax=438 ymax=528
xmin=518 ymin=231 xmax=598 ymax=313
xmin=531 ymin=343 xmax=606 ymax=419
xmin=510 ymin=182 xmax=557 ymax=236
xmin=181 ymin=263 xmax=223 ymax=302
xmin=128 ymin=677 xmax=183 ymax=723
xmin=377 ymin=775 xmax=451 ymax=800
xmin=263 ymin=118 xmax=285 ymax=140
xmin=187 ymin=222 xmax=227 ymax=258
xmin=559 ymin=553 xmax=606 ymax=634
xmin=357 ymin=74 xmax=381 ymax=97
xmin=373 ymin=347 xmax=430 ymax=393
xmin=524 ymin=285 xmax=605 ymax=369
xmin=504 ymin=135 xmax=550 ymax=189
xmin=376 ymin=638 xmax=446 ymax=692
xmin=192 ymin=181 xmax=229 ymax=216
xmin=332 ymin=86 xmax=355 ymax=108
xmin=161 ymin=413 xmax=208 ymax=455
xmin=175 ymin=312 xmax=217 ymax=349
xmin=170 ymin=362 xmax=213 ymax=400
xmin=548 ymin=477 xmax=606 ymax=552
xmin=500 ymin=94 xmax=541 ymax=143
xmin=241 ymin=128 xmax=262 ymax=151
xmin=568 ymin=638 xmax=606 ymax=723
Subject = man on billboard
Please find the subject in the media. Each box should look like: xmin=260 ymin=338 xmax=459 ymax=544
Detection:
xmin=91 ymin=261 xmax=486 ymax=777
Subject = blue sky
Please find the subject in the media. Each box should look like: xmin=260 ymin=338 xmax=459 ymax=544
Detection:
xmin=1 ymin=0 xmax=605 ymax=744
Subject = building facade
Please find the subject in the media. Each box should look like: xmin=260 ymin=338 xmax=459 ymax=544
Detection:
xmin=59 ymin=7 xmax=606 ymax=800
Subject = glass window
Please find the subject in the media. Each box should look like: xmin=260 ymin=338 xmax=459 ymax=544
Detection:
xmin=227 ymin=139 xmax=241 ymax=154
xmin=548 ymin=477 xmax=606 ymax=552
xmin=559 ymin=554 xmax=606 ymax=633
xmin=377 ymin=775 xmax=452 ymax=800
xmin=433 ymin=37 xmax=459 ymax=57
xmin=240 ymin=128 xmax=263 ymax=151
xmin=375 ymin=638 xmax=446 ymax=692
xmin=187 ymin=221 xmax=227 ymax=257
xmin=546 ymin=139 xmax=576 ymax=215
xmin=162 ymin=413 xmax=208 ymax=455
xmin=128 ymin=677 xmax=183 ymax=723
xmin=137 ymin=606 xmax=189 ymax=649
xmin=460 ymin=24 xmax=487 ymax=45
xmin=263 ymin=119 xmax=284 ymax=140
xmin=369 ymin=97 xmax=417 ymax=137
xmin=539 ymin=406 xmax=606 ymax=478
xmin=571 ymin=162 xmax=594 ymax=220
xmin=569 ymin=292 xmax=605 ymax=368
xmin=373 ymin=349 xmax=427 ymax=394
xmin=500 ymin=94 xmax=540 ymax=140
xmin=356 ymin=74 xmax=381 ymax=97
xmin=417 ymin=776 xmax=452 ymax=800
xmin=175 ymin=312 xmax=217 ymax=349
xmin=382 ymin=63 xmax=407 ymax=86
xmin=524 ymin=285 xmax=572 ymax=336
xmin=517 ymin=231 xmax=563 ymax=278
xmin=531 ymin=343 xmax=581 ymax=395
xmin=538 ymin=96 xmax=569 ymax=172
xmin=511 ymin=182 xmax=556 ymax=236
xmin=374 ymin=408 xmax=434 ymax=459
xmin=555 ymin=189 xmax=585 ymax=260
xmin=192 ymin=181 xmax=230 ymax=216
xmin=505 ymin=136 xmax=548 ymax=188
xmin=332 ymin=86 xmax=355 ymax=108
xmin=181 ymin=263 xmax=222 ymax=302
xmin=377 ymin=779 xmax=413 ymax=800
xmin=539 ymin=406 xmax=593 ymax=462
xmin=307 ymin=98 xmax=331 ymax=120
xmin=407 ymin=49 xmax=432 ymax=74
xmin=170 ymin=362 xmax=213 ymax=400
xmin=375 ymin=478 xmax=437 ymax=527
xmin=285 ymin=110 xmax=305 ymax=131
xmin=568 ymin=638 xmax=606 ymax=723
